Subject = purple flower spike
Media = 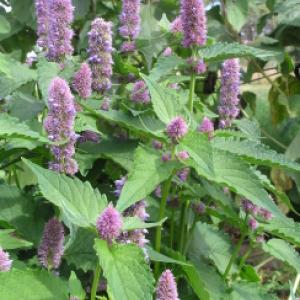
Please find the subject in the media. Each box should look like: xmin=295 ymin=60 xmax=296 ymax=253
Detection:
xmin=119 ymin=0 xmax=141 ymax=40
xmin=219 ymin=59 xmax=241 ymax=127
xmin=181 ymin=0 xmax=207 ymax=48
xmin=131 ymin=80 xmax=151 ymax=104
xmin=96 ymin=204 xmax=123 ymax=244
xmin=35 ymin=0 xmax=50 ymax=49
xmin=198 ymin=117 xmax=214 ymax=139
xmin=73 ymin=63 xmax=92 ymax=99
xmin=44 ymin=77 xmax=78 ymax=175
xmin=170 ymin=16 xmax=183 ymax=34
xmin=121 ymin=41 xmax=136 ymax=53
xmin=166 ymin=117 xmax=188 ymax=141
xmin=88 ymin=18 xmax=113 ymax=93
xmin=248 ymin=218 xmax=258 ymax=231
xmin=38 ymin=218 xmax=64 ymax=270
xmin=156 ymin=269 xmax=179 ymax=300
xmin=0 ymin=248 xmax=12 ymax=272
xmin=46 ymin=0 xmax=74 ymax=61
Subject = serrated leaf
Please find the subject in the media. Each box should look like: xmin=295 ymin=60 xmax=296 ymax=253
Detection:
xmin=0 ymin=113 xmax=48 ymax=143
xmin=0 ymin=53 xmax=36 ymax=98
xmin=69 ymin=271 xmax=86 ymax=300
xmin=0 ymin=269 xmax=68 ymax=300
xmin=141 ymin=74 xmax=185 ymax=124
xmin=233 ymin=119 xmax=261 ymax=141
xmin=23 ymin=159 xmax=107 ymax=228
xmin=226 ymin=0 xmax=248 ymax=32
xmin=94 ymin=239 xmax=155 ymax=300
xmin=116 ymin=146 xmax=178 ymax=212
xmin=212 ymin=137 xmax=300 ymax=172
xmin=122 ymin=217 xmax=167 ymax=231
xmin=0 ymin=229 xmax=33 ymax=250
xmin=262 ymin=239 xmax=300 ymax=273
xmin=200 ymin=42 xmax=278 ymax=62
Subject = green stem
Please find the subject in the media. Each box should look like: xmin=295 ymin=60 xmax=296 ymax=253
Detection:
xmin=223 ymin=232 xmax=246 ymax=279
xmin=169 ymin=209 xmax=175 ymax=249
xmin=90 ymin=264 xmax=101 ymax=300
xmin=154 ymin=175 xmax=173 ymax=278
xmin=183 ymin=217 xmax=197 ymax=255
xmin=238 ymin=245 xmax=253 ymax=271
xmin=179 ymin=200 xmax=190 ymax=253
xmin=188 ymin=73 xmax=196 ymax=113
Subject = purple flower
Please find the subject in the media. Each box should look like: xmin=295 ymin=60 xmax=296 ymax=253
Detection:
xmin=119 ymin=0 xmax=141 ymax=40
xmin=177 ymin=167 xmax=190 ymax=182
xmin=77 ymin=130 xmax=101 ymax=144
xmin=114 ymin=176 xmax=127 ymax=197
xmin=101 ymin=97 xmax=111 ymax=111
xmin=177 ymin=151 xmax=190 ymax=160
xmin=192 ymin=201 xmax=206 ymax=215
xmin=156 ymin=269 xmax=179 ymax=300
xmin=155 ymin=185 xmax=162 ymax=198
xmin=46 ymin=0 xmax=74 ymax=61
xmin=152 ymin=140 xmax=163 ymax=150
xmin=73 ymin=63 xmax=92 ymax=99
xmin=44 ymin=77 xmax=78 ymax=175
xmin=170 ymin=16 xmax=183 ymax=34
xmin=38 ymin=218 xmax=64 ymax=270
xmin=248 ymin=218 xmax=258 ymax=231
xmin=131 ymin=80 xmax=151 ymax=104
xmin=0 ymin=248 xmax=12 ymax=272
xmin=181 ymin=0 xmax=207 ymax=48
xmin=162 ymin=152 xmax=171 ymax=162
xmin=88 ymin=18 xmax=113 ymax=93
xmin=166 ymin=117 xmax=188 ymax=140
xmin=259 ymin=208 xmax=273 ymax=221
xmin=35 ymin=0 xmax=50 ymax=49
xmin=256 ymin=235 xmax=265 ymax=243
xmin=163 ymin=47 xmax=172 ymax=57
xmin=198 ymin=117 xmax=214 ymax=139
xmin=96 ymin=204 xmax=123 ymax=244
xmin=169 ymin=83 xmax=180 ymax=90
xmin=219 ymin=59 xmax=241 ymax=127
xmin=121 ymin=41 xmax=136 ymax=53
xmin=188 ymin=57 xmax=206 ymax=74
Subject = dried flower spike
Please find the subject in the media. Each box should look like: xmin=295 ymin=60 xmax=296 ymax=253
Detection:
xmin=38 ymin=218 xmax=65 ymax=270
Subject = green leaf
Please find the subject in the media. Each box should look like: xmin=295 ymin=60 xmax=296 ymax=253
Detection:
xmin=23 ymin=159 xmax=107 ymax=228
xmin=72 ymin=0 xmax=91 ymax=20
xmin=262 ymin=239 xmax=300 ymax=273
xmin=225 ymin=0 xmax=248 ymax=32
xmin=141 ymin=74 xmax=186 ymax=124
xmin=0 ymin=269 xmax=68 ymax=300
xmin=233 ymin=119 xmax=261 ymax=141
xmin=94 ymin=239 xmax=155 ymax=300
xmin=275 ymin=0 xmax=300 ymax=27
xmin=65 ymin=228 xmax=98 ymax=272
xmin=116 ymin=146 xmax=178 ymax=212
xmin=188 ymin=222 xmax=236 ymax=274
xmin=37 ymin=58 xmax=60 ymax=104
xmin=0 ymin=53 xmax=36 ymax=98
xmin=0 ymin=113 xmax=47 ymax=143
xmin=0 ymin=15 xmax=11 ymax=34
xmin=212 ymin=137 xmax=300 ymax=172
xmin=0 ymin=229 xmax=32 ymax=250
xmin=69 ymin=271 xmax=86 ymax=300
xmin=122 ymin=217 xmax=167 ymax=231
xmin=11 ymin=0 xmax=35 ymax=27
xmin=200 ymin=42 xmax=278 ymax=62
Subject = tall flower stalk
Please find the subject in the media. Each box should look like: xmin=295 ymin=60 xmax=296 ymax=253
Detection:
xmin=44 ymin=77 xmax=78 ymax=175
xmin=88 ymin=18 xmax=113 ymax=93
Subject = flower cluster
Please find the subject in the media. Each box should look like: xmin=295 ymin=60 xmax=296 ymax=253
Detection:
xmin=88 ymin=18 xmax=113 ymax=92
xmin=96 ymin=204 xmax=123 ymax=244
xmin=181 ymin=0 xmax=207 ymax=48
xmin=198 ymin=117 xmax=214 ymax=139
xmin=47 ymin=0 xmax=74 ymax=61
xmin=44 ymin=77 xmax=78 ymax=175
xmin=177 ymin=167 xmax=190 ymax=182
xmin=119 ymin=0 xmax=141 ymax=53
xmin=170 ymin=16 xmax=183 ymax=34
xmin=156 ymin=269 xmax=179 ymax=300
xmin=114 ymin=176 xmax=127 ymax=197
xmin=73 ymin=63 xmax=92 ymax=99
xmin=35 ymin=0 xmax=50 ymax=49
xmin=38 ymin=218 xmax=65 ymax=270
xmin=0 ymin=248 xmax=12 ymax=272
xmin=130 ymin=80 xmax=151 ymax=104
xmin=77 ymin=131 xmax=100 ymax=144
xmin=219 ymin=59 xmax=241 ymax=128
xmin=192 ymin=201 xmax=206 ymax=215
xmin=187 ymin=57 xmax=206 ymax=74
xmin=166 ymin=117 xmax=188 ymax=141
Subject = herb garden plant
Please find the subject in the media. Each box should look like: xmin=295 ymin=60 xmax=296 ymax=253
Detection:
xmin=1 ymin=0 xmax=300 ymax=299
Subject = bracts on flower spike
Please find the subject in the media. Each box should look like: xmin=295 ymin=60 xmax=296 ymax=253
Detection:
xmin=0 ymin=248 xmax=12 ymax=272
xmin=156 ymin=269 xmax=179 ymax=300
xmin=73 ymin=63 xmax=92 ymax=99
xmin=88 ymin=18 xmax=113 ymax=93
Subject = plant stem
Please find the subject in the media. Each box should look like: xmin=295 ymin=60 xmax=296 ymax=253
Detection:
xmin=188 ymin=73 xmax=196 ymax=113
xmin=154 ymin=175 xmax=173 ymax=278
xmin=289 ymin=274 xmax=300 ymax=300
xmin=223 ymin=232 xmax=246 ymax=279
xmin=238 ymin=245 xmax=253 ymax=271
xmin=169 ymin=209 xmax=175 ymax=249
xmin=179 ymin=200 xmax=190 ymax=253
xmin=183 ymin=217 xmax=197 ymax=255
xmin=255 ymin=256 xmax=274 ymax=271
xmin=90 ymin=264 xmax=101 ymax=300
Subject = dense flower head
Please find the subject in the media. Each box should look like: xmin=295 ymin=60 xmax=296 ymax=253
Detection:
xmin=119 ymin=0 xmax=141 ymax=40
xmin=170 ymin=16 xmax=183 ymax=34
xmin=156 ymin=269 xmax=179 ymax=300
xmin=121 ymin=41 xmax=136 ymax=53
xmin=130 ymin=80 xmax=151 ymax=104
xmin=114 ymin=176 xmax=127 ymax=197
xmin=88 ymin=18 xmax=113 ymax=92
xmin=166 ymin=117 xmax=188 ymax=140
xmin=44 ymin=77 xmax=78 ymax=175
xmin=38 ymin=218 xmax=65 ymax=270
xmin=0 ymin=248 xmax=12 ymax=272
xmin=219 ymin=59 xmax=241 ymax=128
xmin=96 ymin=204 xmax=123 ymax=243
xmin=181 ymin=0 xmax=207 ymax=48
xmin=73 ymin=63 xmax=92 ymax=99
xmin=46 ymin=0 xmax=74 ymax=61
xmin=187 ymin=57 xmax=206 ymax=74
xmin=35 ymin=0 xmax=50 ymax=48
xmin=198 ymin=117 xmax=214 ymax=139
